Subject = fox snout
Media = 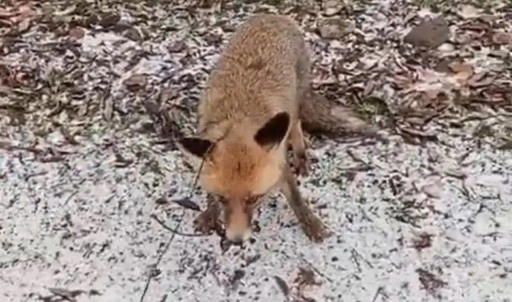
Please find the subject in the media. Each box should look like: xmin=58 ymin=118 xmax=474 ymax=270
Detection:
xmin=224 ymin=201 xmax=253 ymax=243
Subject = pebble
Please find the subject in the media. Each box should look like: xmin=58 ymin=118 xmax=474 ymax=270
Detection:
xmin=404 ymin=16 xmax=450 ymax=49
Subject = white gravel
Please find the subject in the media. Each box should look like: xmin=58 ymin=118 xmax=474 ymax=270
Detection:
xmin=1 ymin=122 xmax=511 ymax=302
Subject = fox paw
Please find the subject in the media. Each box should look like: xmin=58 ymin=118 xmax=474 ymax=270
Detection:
xmin=301 ymin=213 xmax=330 ymax=243
xmin=193 ymin=209 xmax=221 ymax=235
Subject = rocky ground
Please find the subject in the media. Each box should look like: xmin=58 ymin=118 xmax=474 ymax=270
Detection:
xmin=1 ymin=0 xmax=511 ymax=301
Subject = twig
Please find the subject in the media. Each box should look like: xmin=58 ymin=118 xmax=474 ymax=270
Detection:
xmin=350 ymin=248 xmax=374 ymax=272
xmin=371 ymin=286 xmax=385 ymax=302
xmin=64 ymin=190 xmax=79 ymax=206
xmin=63 ymin=179 xmax=86 ymax=205
xmin=300 ymin=257 xmax=333 ymax=283
xmin=0 ymin=140 xmax=75 ymax=155
xmin=139 ymin=209 xmax=184 ymax=302
xmin=139 ymin=146 xmax=211 ymax=302
xmin=346 ymin=149 xmax=370 ymax=167
xmin=0 ymin=142 xmax=43 ymax=154
xmin=150 ymin=214 xmax=204 ymax=237
xmin=25 ymin=171 xmax=48 ymax=180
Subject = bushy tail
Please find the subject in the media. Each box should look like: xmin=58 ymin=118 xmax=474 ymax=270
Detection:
xmin=299 ymin=89 xmax=379 ymax=138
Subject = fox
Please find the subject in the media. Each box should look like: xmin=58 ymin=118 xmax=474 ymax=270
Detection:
xmin=176 ymin=14 xmax=330 ymax=244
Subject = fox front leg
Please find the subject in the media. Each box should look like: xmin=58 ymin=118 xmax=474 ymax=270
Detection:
xmin=280 ymin=166 xmax=329 ymax=242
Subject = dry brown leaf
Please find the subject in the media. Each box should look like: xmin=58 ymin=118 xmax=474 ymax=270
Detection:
xmin=448 ymin=61 xmax=471 ymax=74
xmin=123 ymin=74 xmax=147 ymax=91
xmin=11 ymin=5 xmax=36 ymax=22
xmin=492 ymin=31 xmax=512 ymax=45
xmin=17 ymin=18 xmax=30 ymax=32
xmin=448 ymin=61 xmax=474 ymax=84
xmin=68 ymin=27 xmax=85 ymax=40
xmin=422 ymin=181 xmax=443 ymax=199
xmin=13 ymin=71 xmax=28 ymax=85
xmin=406 ymin=116 xmax=428 ymax=126
xmin=412 ymin=232 xmax=433 ymax=251
xmin=0 ymin=8 xmax=17 ymax=18
xmin=467 ymin=72 xmax=495 ymax=88
xmin=394 ymin=74 xmax=414 ymax=89
xmin=457 ymin=5 xmax=482 ymax=19
xmin=323 ymin=0 xmax=343 ymax=16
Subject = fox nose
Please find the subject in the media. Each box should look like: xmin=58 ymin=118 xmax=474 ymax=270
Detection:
xmin=225 ymin=228 xmax=252 ymax=244
xmin=229 ymin=235 xmax=244 ymax=245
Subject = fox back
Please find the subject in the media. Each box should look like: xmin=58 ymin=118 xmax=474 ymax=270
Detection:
xmin=178 ymin=14 xmax=311 ymax=242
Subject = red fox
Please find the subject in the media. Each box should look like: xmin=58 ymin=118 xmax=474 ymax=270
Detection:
xmin=177 ymin=14 xmax=329 ymax=243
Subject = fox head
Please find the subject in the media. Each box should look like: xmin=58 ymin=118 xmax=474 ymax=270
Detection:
xmin=177 ymin=112 xmax=291 ymax=243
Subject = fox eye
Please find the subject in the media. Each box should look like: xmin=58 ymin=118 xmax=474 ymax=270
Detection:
xmin=246 ymin=195 xmax=262 ymax=205
xmin=218 ymin=196 xmax=228 ymax=204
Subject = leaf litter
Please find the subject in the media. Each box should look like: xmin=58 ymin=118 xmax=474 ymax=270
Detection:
xmin=0 ymin=0 xmax=511 ymax=301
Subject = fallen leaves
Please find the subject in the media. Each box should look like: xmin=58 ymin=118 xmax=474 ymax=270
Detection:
xmin=170 ymin=197 xmax=201 ymax=212
xmin=0 ymin=139 xmax=74 ymax=162
xmin=456 ymin=5 xmax=482 ymax=20
xmin=39 ymin=287 xmax=101 ymax=302
xmin=448 ymin=60 xmax=474 ymax=84
xmin=412 ymin=232 xmax=433 ymax=251
xmin=293 ymin=267 xmax=322 ymax=301
xmin=421 ymin=180 xmax=443 ymax=199
xmin=0 ymin=64 xmax=31 ymax=87
xmin=295 ymin=267 xmax=321 ymax=288
xmin=68 ymin=27 xmax=85 ymax=40
xmin=123 ymin=74 xmax=147 ymax=92
xmin=0 ymin=3 xmax=39 ymax=36
xmin=492 ymin=30 xmax=512 ymax=45
xmin=496 ymin=140 xmax=512 ymax=150
xmin=274 ymin=276 xmax=289 ymax=297
xmin=99 ymin=12 xmax=121 ymax=28
xmin=113 ymin=152 xmax=134 ymax=168
xmin=416 ymin=268 xmax=447 ymax=298
xmin=322 ymin=0 xmax=344 ymax=16
xmin=272 ymin=267 xmax=322 ymax=301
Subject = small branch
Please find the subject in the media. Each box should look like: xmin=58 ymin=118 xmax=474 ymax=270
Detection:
xmin=139 ymin=209 xmax=184 ymax=302
xmin=372 ymin=286 xmax=385 ymax=302
xmin=150 ymin=214 xmax=204 ymax=237
xmin=140 ymin=151 xmax=208 ymax=302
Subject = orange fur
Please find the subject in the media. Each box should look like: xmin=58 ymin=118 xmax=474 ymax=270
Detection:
xmin=199 ymin=132 xmax=285 ymax=199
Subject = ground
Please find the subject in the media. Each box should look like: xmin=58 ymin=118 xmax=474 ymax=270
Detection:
xmin=0 ymin=0 xmax=511 ymax=301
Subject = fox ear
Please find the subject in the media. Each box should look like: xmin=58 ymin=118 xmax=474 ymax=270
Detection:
xmin=254 ymin=112 xmax=290 ymax=149
xmin=177 ymin=137 xmax=215 ymax=162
